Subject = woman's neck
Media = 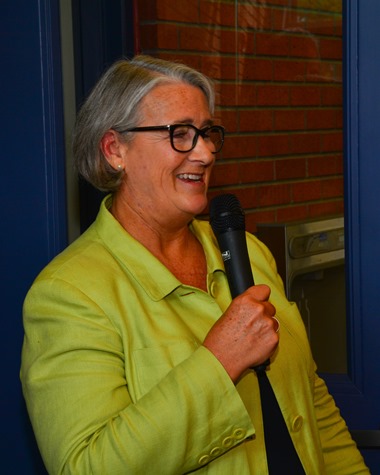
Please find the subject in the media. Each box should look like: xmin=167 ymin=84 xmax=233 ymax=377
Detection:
xmin=110 ymin=193 xmax=208 ymax=291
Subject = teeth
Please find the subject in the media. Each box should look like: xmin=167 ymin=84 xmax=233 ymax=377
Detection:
xmin=178 ymin=173 xmax=201 ymax=181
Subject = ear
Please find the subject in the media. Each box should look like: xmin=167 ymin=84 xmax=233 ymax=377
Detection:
xmin=100 ymin=130 xmax=126 ymax=171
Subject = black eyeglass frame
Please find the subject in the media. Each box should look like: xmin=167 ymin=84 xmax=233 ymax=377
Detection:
xmin=117 ymin=123 xmax=225 ymax=154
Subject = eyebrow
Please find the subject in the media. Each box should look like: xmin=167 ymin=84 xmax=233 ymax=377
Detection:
xmin=174 ymin=118 xmax=214 ymax=127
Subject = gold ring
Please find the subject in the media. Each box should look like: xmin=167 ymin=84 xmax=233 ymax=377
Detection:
xmin=272 ymin=316 xmax=280 ymax=333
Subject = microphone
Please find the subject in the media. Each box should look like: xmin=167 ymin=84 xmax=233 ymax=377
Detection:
xmin=209 ymin=193 xmax=269 ymax=371
xmin=209 ymin=193 xmax=254 ymax=298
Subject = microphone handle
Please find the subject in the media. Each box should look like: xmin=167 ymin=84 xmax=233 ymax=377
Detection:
xmin=215 ymin=230 xmax=270 ymax=373
xmin=216 ymin=229 xmax=254 ymax=298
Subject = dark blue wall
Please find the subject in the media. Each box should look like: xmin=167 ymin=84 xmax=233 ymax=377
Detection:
xmin=1 ymin=1 xmax=67 ymax=472
xmin=1 ymin=1 xmax=132 ymax=472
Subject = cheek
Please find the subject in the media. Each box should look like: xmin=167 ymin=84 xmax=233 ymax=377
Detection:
xmin=125 ymin=147 xmax=177 ymax=190
xmin=127 ymin=153 xmax=151 ymax=179
xmin=137 ymin=163 xmax=168 ymax=191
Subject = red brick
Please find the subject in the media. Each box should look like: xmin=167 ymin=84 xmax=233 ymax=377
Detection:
xmin=272 ymin=8 xmax=302 ymax=32
xmin=218 ymin=109 xmax=238 ymax=133
xmin=237 ymin=31 xmax=255 ymax=55
xmin=292 ymin=180 xmax=321 ymax=202
xmin=236 ymin=84 xmax=258 ymax=106
xmin=322 ymin=86 xmax=342 ymax=105
xmin=238 ymin=4 xmax=273 ymax=30
xmin=257 ymin=85 xmax=290 ymax=106
xmin=305 ymin=61 xmax=341 ymax=83
xmin=156 ymin=24 xmax=180 ymax=49
xmin=321 ymin=131 xmax=343 ymax=152
xmin=239 ymin=160 xmax=275 ymax=184
xmin=200 ymin=1 xmax=235 ymax=27
xmin=275 ymin=157 xmax=306 ymax=180
xmin=306 ymin=12 xmax=337 ymax=36
xmin=308 ymin=154 xmax=343 ymax=177
xmin=258 ymin=183 xmax=292 ymax=207
xmin=289 ymin=35 xmax=321 ymax=59
xmin=158 ymin=52 xmax=201 ymax=70
xmin=236 ymin=187 xmax=258 ymax=209
xmin=321 ymin=177 xmax=344 ymax=198
xmin=219 ymin=84 xmax=256 ymax=107
xmin=247 ymin=209 xmax=277 ymax=234
xmin=263 ymin=0 xmax=297 ymax=6
xmin=178 ymin=25 xmax=220 ymax=52
xmin=220 ymin=30 xmax=239 ymax=54
xmin=258 ymin=134 xmax=290 ymax=157
xmin=240 ymin=109 xmax=273 ymax=132
xmin=335 ymin=62 xmax=343 ymax=84
xmin=290 ymin=86 xmax=321 ymax=106
xmin=214 ymin=89 xmax=223 ymax=110
xmin=336 ymin=106 xmax=343 ymax=128
xmin=209 ymin=162 xmax=239 ymax=187
xmin=157 ymin=0 xmax=199 ymax=22
xmin=238 ymin=57 xmax=273 ymax=81
xmin=208 ymin=187 xmax=258 ymax=210
xmin=334 ymin=17 xmax=343 ymax=37
xmin=222 ymin=135 xmax=257 ymax=159
xmin=306 ymin=109 xmax=339 ymax=129
xmin=201 ymin=55 xmax=236 ymax=80
xmin=273 ymin=60 xmax=305 ymax=82
xmin=274 ymin=109 xmax=305 ymax=130
xmin=309 ymin=200 xmax=344 ymax=218
xmin=136 ymin=0 xmax=344 ymax=228
xmin=277 ymin=205 xmax=309 ymax=223
xmin=217 ymin=84 xmax=236 ymax=107
xmin=320 ymin=38 xmax=342 ymax=60
xmin=290 ymin=132 xmax=321 ymax=154
xmin=256 ymin=32 xmax=290 ymax=56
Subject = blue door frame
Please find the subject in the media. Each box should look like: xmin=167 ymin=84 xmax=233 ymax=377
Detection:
xmin=1 ymin=0 xmax=380 ymax=473
xmin=1 ymin=1 xmax=66 ymax=473
xmin=321 ymin=1 xmax=380 ymax=471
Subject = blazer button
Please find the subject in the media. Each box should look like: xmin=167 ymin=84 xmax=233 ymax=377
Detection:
xmin=198 ymin=454 xmax=210 ymax=465
xmin=210 ymin=281 xmax=217 ymax=297
xmin=292 ymin=415 xmax=303 ymax=432
xmin=233 ymin=428 xmax=246 ymax=440
xmin=210 ymin=446 xmax=222 ymax=457
xmin=222 ymin=436 xmax=234 ymax=448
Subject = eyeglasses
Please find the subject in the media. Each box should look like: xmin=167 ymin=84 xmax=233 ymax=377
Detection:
xmin=118 ymin=123 xmax=225 ymax=154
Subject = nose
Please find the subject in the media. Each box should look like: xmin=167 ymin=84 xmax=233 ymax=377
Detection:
xmin=188 ymin=135 xmax=215 ymax=165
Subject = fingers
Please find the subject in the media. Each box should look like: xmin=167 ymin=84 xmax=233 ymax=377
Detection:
xmin=248 ymin=283 xmax=271 ymax=302
xmin=237 ymin=285 xmax=276 ymax=321
xmin=203 ymin=284 xmax=280 ymax=382
xmin=246 ymin=284 xmax=276 ymax=314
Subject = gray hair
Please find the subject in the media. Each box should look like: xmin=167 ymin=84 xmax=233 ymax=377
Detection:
xmin=72 ymin=55 xmax=215 ymax=191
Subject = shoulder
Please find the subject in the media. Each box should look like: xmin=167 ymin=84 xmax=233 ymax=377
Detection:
xmin=28 ymin=196 xmax=122 ymax=291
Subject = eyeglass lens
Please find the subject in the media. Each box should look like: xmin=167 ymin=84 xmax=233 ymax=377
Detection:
xmin=171 ymin=125 xmax=223 ymax=153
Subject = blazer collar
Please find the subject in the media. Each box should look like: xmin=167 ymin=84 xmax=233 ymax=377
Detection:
xmin=94 ymin=195 xmax=225 ymax=301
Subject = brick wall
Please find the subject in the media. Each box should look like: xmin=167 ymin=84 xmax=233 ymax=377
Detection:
xmin=136 ymin=0 xmax=343 ymax=232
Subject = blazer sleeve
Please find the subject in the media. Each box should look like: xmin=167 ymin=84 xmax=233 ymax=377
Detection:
xmin=21 ymin=277 xmax=255 ymax=475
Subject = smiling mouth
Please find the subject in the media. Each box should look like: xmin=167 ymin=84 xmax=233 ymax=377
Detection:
xmin=177 ymin=173 xmax=203 ymax=182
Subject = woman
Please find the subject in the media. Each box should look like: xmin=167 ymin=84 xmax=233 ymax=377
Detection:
xmin=21 ymin=55 xmax=368 ymax=474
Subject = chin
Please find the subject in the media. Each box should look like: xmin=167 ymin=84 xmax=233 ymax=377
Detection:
xmin=175 ymin=192 xmax=208 ymax=217
xmin=188 ymin=197 xmax=208 ymax=216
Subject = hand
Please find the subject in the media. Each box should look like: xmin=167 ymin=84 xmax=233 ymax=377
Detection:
xmin=203 ymin=284 xmax=279 ymax=383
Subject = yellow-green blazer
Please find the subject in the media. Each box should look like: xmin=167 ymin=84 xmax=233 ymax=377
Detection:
xmin=21 ymin=196 xmax=368 ymax=474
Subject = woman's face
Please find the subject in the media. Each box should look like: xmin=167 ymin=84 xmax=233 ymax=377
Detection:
xmin=119 ymin=82 xmax=216 ymax=227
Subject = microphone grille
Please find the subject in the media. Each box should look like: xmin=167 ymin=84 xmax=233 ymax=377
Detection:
xmin=209 ymin=194 xmax=246 ymax=233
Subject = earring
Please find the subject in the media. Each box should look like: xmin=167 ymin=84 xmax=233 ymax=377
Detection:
xmin=117 ymin=164 xmax=123 ymax=171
